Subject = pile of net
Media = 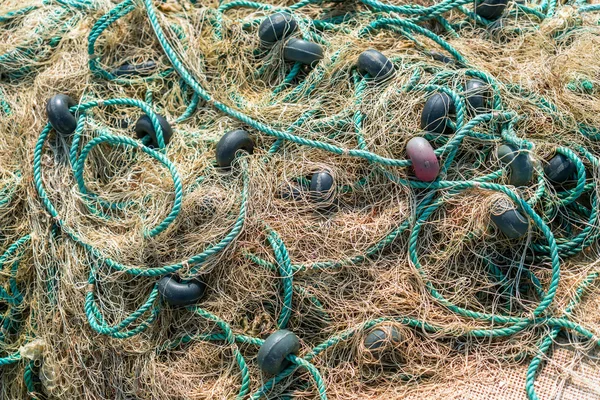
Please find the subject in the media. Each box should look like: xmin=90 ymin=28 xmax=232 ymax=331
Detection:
xmin=1 ymin=0 xmax=600 ymax=398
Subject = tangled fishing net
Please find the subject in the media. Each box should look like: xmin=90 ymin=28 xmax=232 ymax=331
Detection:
xmin=1 ymin=0 xmax=600 ymax=398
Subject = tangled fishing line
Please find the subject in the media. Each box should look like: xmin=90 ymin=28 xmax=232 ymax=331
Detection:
xmin=1 ymin=0 xmax=600 ymax=398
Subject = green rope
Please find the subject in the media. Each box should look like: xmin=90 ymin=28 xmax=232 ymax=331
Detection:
xmin=525 ymin=272 xmax=600 ymax=400
xmin=266 ymin=228 xmax=294 ymax=329
xmin=0 ymin=235 xmax=31 ymax=367
xmin=24 ymin=361 xmax=39 ymax=399
xmin=189 ymin=306 xmax=252 ymax=399
xmin=3 ymin=0 xmax=597 ymax=398
xmin=33 ymin=118 xmax=251 ymax=277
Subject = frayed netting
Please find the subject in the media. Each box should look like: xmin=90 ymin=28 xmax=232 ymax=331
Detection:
xmin=1 ymin=0 xmax=600 ymax=399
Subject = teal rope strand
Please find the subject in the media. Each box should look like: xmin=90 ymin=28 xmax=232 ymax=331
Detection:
xmin=8 ymin=1 xmax=600 ymax=398
xmin=189 ymin=306 xmax=251 ymax=399
xmin=267 ymin=229 xmax=294 ymax=329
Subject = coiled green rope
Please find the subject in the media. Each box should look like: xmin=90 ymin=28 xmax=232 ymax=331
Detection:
xmin=0 ymin=235 xmax=32 ymax=366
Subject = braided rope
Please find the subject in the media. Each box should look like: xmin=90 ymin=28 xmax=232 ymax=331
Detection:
xmin=1 ymin=0 xmax=599 ymax=398
xmin=267 ymin=229 xmax=294 ymax=329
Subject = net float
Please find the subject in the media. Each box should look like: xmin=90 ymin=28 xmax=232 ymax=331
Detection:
xmin=283 ymin=38 xmax=324 ymax=66
xmin=135 ymin=113 xmax=173 ymax=148
xmin=364 ymin=326 xmax=402 ymax=354
xmin=497 ymin=144 xmax=533 ymax=187
xmin=157 ymin=274 xmax=206 ymax=307
xmin=215 ymin=129 xmax=255 ymax=168
xmin=310 ymin=171 xmax=334 ymax=202
xmin=474 ymin=0 xmax=509 ymax=20
xmin=465 ymin=78 xmax=491 ymax=115
xmin=357 ymin=49 xmax=395 ymax=81
xmin=544 ymin=153 xmax=575 ymax=184
xmin=429 ymin=51 xmax=454 ymax=64
xmin=258 ymin=12 xmax=298 ymax=45
xmin=257 ymin=329 xmax=300 ymax=375
xmin=406 ymin=137 xmax=440 ymax=182
xmin=112 ymin=60 xmax=157 ymax=77
xmin=490 ymin=200 xmax=529 ymax=239
xmin=420 ymin=92 xmax=456 ymax=135
xmin=46 ymin=94 xmax=78 ymax=136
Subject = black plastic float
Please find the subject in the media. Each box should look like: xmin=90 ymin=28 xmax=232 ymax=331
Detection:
xmin=465 ymin=78 xmax=491 ymax=115
xmin=112 ymin=60 xmax=158 ymax=77
xmin=474 ymin=0 xmax=509 ymax=20
xmin=310 ymin=171 xmax=334 ymax=202
xmin=490 ymin=201 xmax=529 ymax=239
xmin=157 ymin=275 xmax=206 ymax=307
xmin=196 ymin=197 xmax=217 ymax=220
xmin=280 ymin=181 xmax=306 ymax=201
xmin=46 ymin=94 xmax=78 ymax=136
xmin=497 ymin=144 xmax=533 ymax=187
xmin=544 ymin=153 xmax=575 ymax=184
xmin=257 ymin=330 xmax=301 ymax=375
xmin=135 ymin=114 xmax=173 ymax=148
xmin=364 ymin=326 xmax=402 ymax=353
xmin=258 ymin=12 xmax=298 ymax=44
xmin=429 ymin=51 xmax=454 ymax=64
xmin=215 ymin=129 xmax=255 ymax=168
xmin=283 ymin=38 xmax=324 ymax=66
xmin=357 ymin=49 xmax=395 ymax=81
xmin=420 ymin=92 xmax=456 ymax=134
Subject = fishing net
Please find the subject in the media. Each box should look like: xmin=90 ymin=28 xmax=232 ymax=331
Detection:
xmin=1 ymin=0 xmax=600 ymax=399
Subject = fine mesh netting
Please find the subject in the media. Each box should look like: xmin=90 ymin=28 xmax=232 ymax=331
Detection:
xmin=1 ymin=0 xmax=600 ymax=399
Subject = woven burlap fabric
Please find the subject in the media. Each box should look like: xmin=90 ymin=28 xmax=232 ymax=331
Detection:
xmin=399 ymin=344 xmax=600 ymax=400
xmin=466 ymin=348 xmax=599 ymax=400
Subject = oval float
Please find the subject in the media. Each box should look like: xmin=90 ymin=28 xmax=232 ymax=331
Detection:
xmin=544 ymin=153 xmax=575 ymax=184
xmin=490 ymin=201 xmax=529 ymax=239
xmin=280 ymin=181 xmax=306 ymax=201
xmin=465 ymin=78 xmax=491 ymax=115
xmin=113 ymin=60 xmax=157 ymax=77
xmin=215 ymin=129 xmax=255 ymax=168
xmin=135 ymin=114 xmax=173 ymax=149
xmin=429 ymin=51 xmax=454 ymax=64
xmin=258 ymin=12 xmax=298 ymax=44
xmin=257 ymin=330 xmax=300 ymax=375
xmin=420 ymin=92 xmax=456 ymax=134
xmin=158 ymin=275 xmax=206 ymax=307
xmin=406 ymin=137 xmax=440 ymax=182
xmin=474 ymin=0 xmax=509 ymax=20
xmin=283 ymin=38 xmax=324 ymax=66
xmin=310 ymin=171 xmax=334 ymax=202
xmin=365 ymin=326 xmax=402 ymax=353
xmin=357 ymin=49 xmax=394 ymax=81
xmin=497 ymin=144 xmax=533 ymax=187
xmin=197 ymin=197 xmax=217 ymax=219
xmin=46 ymin=94 xmax=77 ymax=136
